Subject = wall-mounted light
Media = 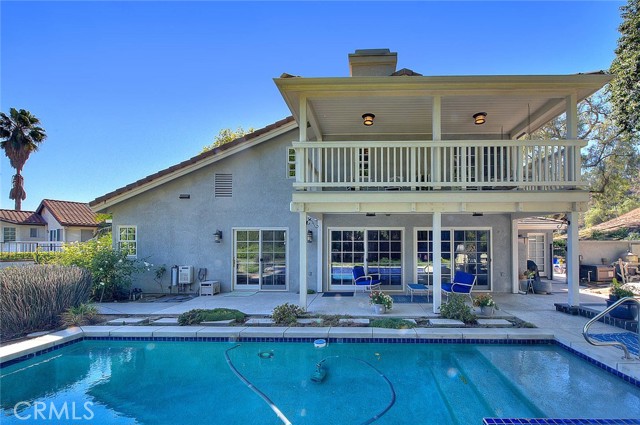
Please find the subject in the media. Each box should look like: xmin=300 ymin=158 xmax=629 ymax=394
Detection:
xmin=362 ymin=113 xmax=375 ymax=126
xmin=365 ymin=212 xmax=376 ymax=217
xmin=307 ymin=230 xmax=313 ymax=243
xmin=214 ymin=230 xmax=222 ymax=243
xmin=472 ymin=212 xmax=483 ymax=217
xmin=473 ymin=112 xmax=487 ymax=125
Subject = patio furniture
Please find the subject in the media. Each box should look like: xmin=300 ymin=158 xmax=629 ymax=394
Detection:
xmin=407 ymin=283 xmax=431 ymax=302
xmin=441 ymin=271 xmax=477 ymax=302
xmin=352 ymin=266 xmax=382 ymax=294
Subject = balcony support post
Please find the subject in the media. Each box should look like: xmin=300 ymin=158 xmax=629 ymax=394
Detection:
xmin=567 ymin=210 xmax=580 ymax=307
xmin=432 ymin=96 xmax=442 ymax=189
xmin=299 ymin=211 xmax=308 ymax=310
xmin=433 ymin=211 xmax=442 ymax=313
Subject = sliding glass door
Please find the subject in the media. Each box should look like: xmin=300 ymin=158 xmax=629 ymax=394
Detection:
xmin=416 ymin=228 xmax=491 ymax=290
xmin=329 ymin=228 xmax=402 ymax=291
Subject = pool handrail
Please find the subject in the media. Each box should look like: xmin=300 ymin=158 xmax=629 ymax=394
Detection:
xmin=582 ymin=296 xmax=640 ymax=360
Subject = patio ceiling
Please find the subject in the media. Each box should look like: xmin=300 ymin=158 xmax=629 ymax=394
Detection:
xmin=274 ymin=74 xmax=611 ymax=141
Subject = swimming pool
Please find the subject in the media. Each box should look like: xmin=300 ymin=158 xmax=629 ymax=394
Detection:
xmin=1 ymin=340 xmax=639 ymax=424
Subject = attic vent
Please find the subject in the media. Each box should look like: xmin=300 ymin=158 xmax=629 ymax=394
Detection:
xmin=214 ymin=173 xmax=233 ymax=198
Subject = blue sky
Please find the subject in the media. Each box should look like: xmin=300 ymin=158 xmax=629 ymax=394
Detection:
xmin=0 ymin=1 xmax=625 ymax=211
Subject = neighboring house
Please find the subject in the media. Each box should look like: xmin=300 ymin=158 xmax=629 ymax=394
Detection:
xmin=0 ymin=209 xmax=47 ymax=252
xmin=517 ymin=216 xmax=566 ymax=279
xmin=90 ymin=49 xmax=611 ymax=311
xmin=0 ymin=200 xmax=98 ymax=253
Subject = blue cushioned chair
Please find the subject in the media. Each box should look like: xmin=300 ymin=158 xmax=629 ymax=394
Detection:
xmin=352 ymin=266 xmax=382 ymax=295
xmin=441 ymin=271 xmax=477 ymax=302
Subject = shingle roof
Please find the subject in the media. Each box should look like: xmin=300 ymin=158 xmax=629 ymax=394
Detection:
xmin=37 ymin=200 xmax=99 ymax=227
xmin=589 ymin=208 xmax=640 ymax=233
xmin=90 ymin=116 xmax=296 ymax=207
xmin=0 ymin=209 xmax=46 ymax=226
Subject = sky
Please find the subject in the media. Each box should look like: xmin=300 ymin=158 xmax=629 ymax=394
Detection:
xmin=0 ymin=1 xmax=625 ymax=212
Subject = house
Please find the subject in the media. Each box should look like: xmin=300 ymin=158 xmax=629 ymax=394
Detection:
xmin=0 ymin=200 xmax=98 ymax=253
xmin=89 ymin=49 xmax=611 ymax=312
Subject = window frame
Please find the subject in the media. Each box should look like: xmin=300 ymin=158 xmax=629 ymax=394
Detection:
xmin=3 ymin=227 xmax=16 ymax=242
xmin=117 ymin=225 xmax=138 ymax=258
xmin=286 ymin=147 xmax=296 ymax=179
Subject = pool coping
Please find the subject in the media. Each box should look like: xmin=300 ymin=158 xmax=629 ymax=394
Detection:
xmin=1 ymin=326 xmax=638 ymax=389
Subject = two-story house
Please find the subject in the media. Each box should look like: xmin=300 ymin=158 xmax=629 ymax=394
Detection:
xmin=89 ymin=49 xmax=610 ymax=311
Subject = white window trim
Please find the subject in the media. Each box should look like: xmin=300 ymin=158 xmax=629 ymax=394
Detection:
xmin=3 ymin=227 xmax=16 ymax=242
xmin=286 ymin=147 xmax=296 ymax=179
xmin=117 ymin=225 xmax=138 ymax=258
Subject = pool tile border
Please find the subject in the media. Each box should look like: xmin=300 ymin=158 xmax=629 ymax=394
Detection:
xmin=484 ymin=419 xmax=640 ymax=425
xmin=1 ymin=327 xmax=638 ymax=391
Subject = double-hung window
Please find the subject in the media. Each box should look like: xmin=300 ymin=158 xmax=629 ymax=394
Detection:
xmin=118 ymin=226 xmax=137 ymax=257
xmin=3 ymin=227 xmax=16 ymax=242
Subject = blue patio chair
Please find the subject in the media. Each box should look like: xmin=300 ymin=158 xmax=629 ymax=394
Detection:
xmin=352 ymin=266 xmax=382 ymax=295
xmin=441 ymin=271 xmax=477 ymax=302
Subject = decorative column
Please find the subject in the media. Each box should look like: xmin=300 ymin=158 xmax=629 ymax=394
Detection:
xmin=433 ymin=212 xmax=442 ymax=313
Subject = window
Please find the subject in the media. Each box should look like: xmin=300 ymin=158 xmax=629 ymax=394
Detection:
xmin=30 ymin=228 xmax=39 ymax=238
xmin=3 ymin=227 xmax=16 ymax=242
xmin=287 ymin=148 xmax=296 ymax=178
xmin=49 ymin=229 xmax=62 ymax=242
xmin=118 ymin=226 xmax=137 ymax=257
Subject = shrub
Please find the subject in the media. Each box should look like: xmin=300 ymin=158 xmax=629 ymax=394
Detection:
xmin=61 ymin=303 xmax=100 ymax=326
xmin=0 ymin=252 xmax=35 ymax=262
xmin=0 ymin=265 xmax=92 ymax=339
xmin=370 ymin=318 xmax=416 ymax=329
xmin=178 ymin=308 xmax=246 ymax=325
xmin=369 ymin=290 xmax=393 ymax=310
xmin=271 ymin=303 xmax=305 ymax=325
xmin=439 ymin=294 xmax=476 ymax=324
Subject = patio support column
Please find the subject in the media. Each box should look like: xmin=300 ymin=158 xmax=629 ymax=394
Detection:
xmin=511 ymin=216 xmax=519 ymax=293
xmin=567 ymin=210 xmax=580 ymax=307
xmin=299 ymin=211 xmax=308 ymax=310
xmin=433 ymin=212 xmax=442 ymax=313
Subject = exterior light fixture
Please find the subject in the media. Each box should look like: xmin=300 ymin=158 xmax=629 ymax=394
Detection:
xmin=307 ymin=230 xmax=313 ymax=243
xmin=214 ymin=230 xmax=223 ymax=243
xmin=362 ymin=113 xmax=375 ymax=126
xmin=473 ymin=112 xmax=487 ymax=125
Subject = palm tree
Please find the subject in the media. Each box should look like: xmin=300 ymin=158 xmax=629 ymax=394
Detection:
xmin=0 ymin=108 xmax=47 ymax=210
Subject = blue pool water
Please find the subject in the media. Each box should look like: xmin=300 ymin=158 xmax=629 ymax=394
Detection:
xmin=1 ymin=340 xmax=639 ymax=424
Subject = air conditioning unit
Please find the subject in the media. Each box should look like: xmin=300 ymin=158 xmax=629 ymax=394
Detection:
xmin=178 ymin=266 xmax=194 ymax=284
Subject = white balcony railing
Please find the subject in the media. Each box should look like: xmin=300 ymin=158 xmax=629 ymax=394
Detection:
xmin=0 ymin=241 xmax=64 ymax=254
xmin=293 ymin=139 xmax=585 ymax=191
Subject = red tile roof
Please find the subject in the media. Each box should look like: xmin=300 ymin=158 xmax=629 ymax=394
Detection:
xmin=37 ymin=200 xmax=99 ymax=227
xmin=589 ymin=208 xmax=640 ymax=233
xmin=0 ymin=209 xmax=46 ymax=225
xmin=90 ymin=116 xmax=296 ymax=207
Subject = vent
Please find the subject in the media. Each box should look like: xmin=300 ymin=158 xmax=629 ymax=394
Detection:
xmin=214 ymin=173 xmax=232 ymax=198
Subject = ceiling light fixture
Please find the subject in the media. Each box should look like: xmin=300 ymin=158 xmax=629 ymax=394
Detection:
xmin=473 ymin=112 xmax=487 ymax=125
xmin=362 ymin=113 xmax=375 ymax=126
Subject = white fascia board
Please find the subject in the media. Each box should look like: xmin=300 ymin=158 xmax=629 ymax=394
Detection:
xmin=92 ymin=121 xmax=298 ymax=212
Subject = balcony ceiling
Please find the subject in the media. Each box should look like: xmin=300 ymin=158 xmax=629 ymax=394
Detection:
xmin=274 ymin=74 xmax=611 ymax=140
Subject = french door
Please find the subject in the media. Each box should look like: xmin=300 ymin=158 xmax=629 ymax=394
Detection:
xmin=527 ymin=233 xmax=546 ymax=273
xmin=416 ymin=228 xmax=492 ymax=290
xmin=328 ymin=228 xmax=403 ymax=291
xmin=233 ymin=229 xmax=287 ymax=291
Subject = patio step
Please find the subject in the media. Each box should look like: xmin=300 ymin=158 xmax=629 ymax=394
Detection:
xmin=151 ymin=318 xmax=179 ymax=326
xmin=339 ymin=318 xmax=370 ymax=325
xmin=201 ymin=319 xmax=235 ymax=326
xmin=245 ymin=318 xmax=275 ymax=326
xmin=106 ymin=317 xmax=149 ymax=326
xmin=476 ymin=319 xmax=513 ymax=327
xmin=428 ymin=318 xmax=465 ymax=327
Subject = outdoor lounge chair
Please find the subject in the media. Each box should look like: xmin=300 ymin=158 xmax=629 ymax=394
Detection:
xmin=441 ymin=271 xmax=477 ymax=302
xmin=352 ymin=266 xmax=382 ymax=294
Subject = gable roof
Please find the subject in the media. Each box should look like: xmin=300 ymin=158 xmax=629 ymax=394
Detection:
xmin=37 ymin=199 xmax=99 ymax=227
xmin=90 ymin=116 xmax=296 ymax=211
xmin=0 ymin=209 xmax=46 ymax=226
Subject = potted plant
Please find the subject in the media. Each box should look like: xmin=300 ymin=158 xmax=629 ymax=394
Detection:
xmin=473 ymin=293 xmax=497 ymax=316
xmin=606 ymin=279 xmax=639 ymax=320
xmin=369 ymin=290 xmax=393 ymax=314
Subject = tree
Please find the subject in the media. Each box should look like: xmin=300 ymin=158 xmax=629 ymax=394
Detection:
xmin=0 ymin=108 xmax=47 ymax=210
xmin=532 ymin=91 xmax=640 ymax=227
xmin=201 ymin=126 xmax=254 ymax=153
xmin=609 ymin=0 xmax=640 ymax=138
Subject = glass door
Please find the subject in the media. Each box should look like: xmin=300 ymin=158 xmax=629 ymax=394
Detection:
xmin=527 ymin=233 xmax=545 ymax=273
xmin=234 ymin=229 xmax=287 ymax=291
xmin=329 ymin=228 xmax=402 ymax=291
xmin=416 ymin=228 xmax=491 ymax=290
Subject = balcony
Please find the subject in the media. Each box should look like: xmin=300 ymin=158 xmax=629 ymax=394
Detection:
xmin=293 ymin=139 xmax=585 ymax=192
xmin=1 ymin=241 xmax=64 ymax=254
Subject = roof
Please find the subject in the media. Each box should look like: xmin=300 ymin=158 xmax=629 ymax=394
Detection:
xmin=37 ymin=199 xmax=99 ymax=227
xmin=0 ymin=209 xmax=46 ymax=226
xmin=582 ymin=208 xmax=640 ymax=239
xmin=90 ymin=116 xmax=296 ymax=210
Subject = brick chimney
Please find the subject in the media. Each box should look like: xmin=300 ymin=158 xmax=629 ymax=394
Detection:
xmin=348 ymin=49 xmax=398 ymax=76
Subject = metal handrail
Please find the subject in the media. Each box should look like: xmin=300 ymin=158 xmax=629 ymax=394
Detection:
xmin=582 ymin=296 xmax=639 ymax=360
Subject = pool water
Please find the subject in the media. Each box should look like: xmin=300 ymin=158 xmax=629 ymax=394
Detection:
xmin=1 ymin=340 xmax=639 ymax=424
